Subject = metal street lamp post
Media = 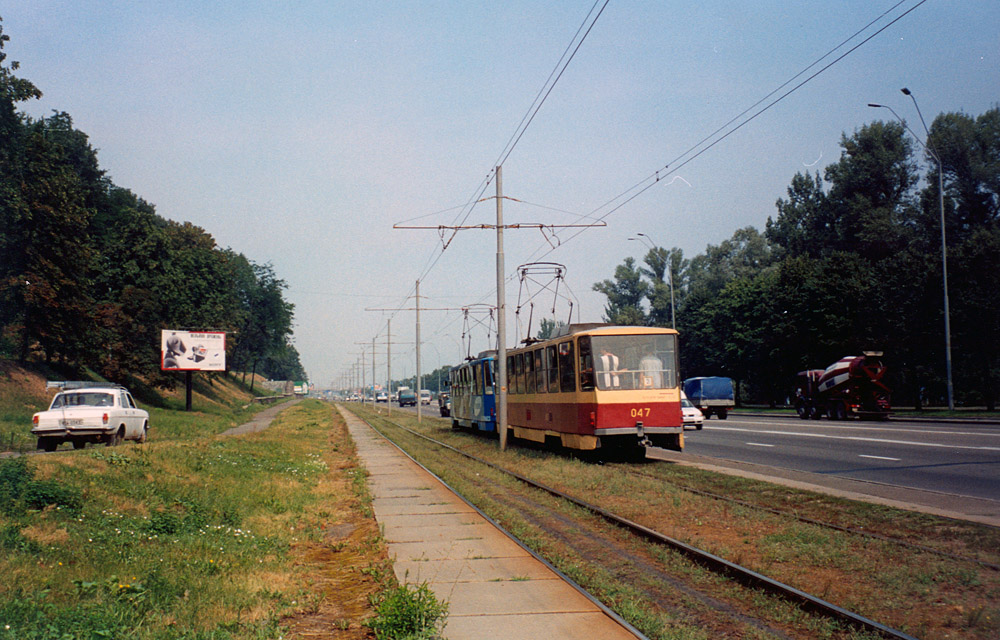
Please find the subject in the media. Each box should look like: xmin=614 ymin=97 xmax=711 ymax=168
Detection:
xmin=868 ymin=90 xmax=953 ymax=410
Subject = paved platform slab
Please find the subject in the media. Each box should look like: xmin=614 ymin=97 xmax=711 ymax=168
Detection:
xmin=339 ymin=407 xmax=642 ymax=640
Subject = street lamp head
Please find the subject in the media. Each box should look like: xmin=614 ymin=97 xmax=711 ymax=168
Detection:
xmin=867 ymin=103 xmax=883 ymax=108
xmin=901 ymin=87 xmax=911 ymax=96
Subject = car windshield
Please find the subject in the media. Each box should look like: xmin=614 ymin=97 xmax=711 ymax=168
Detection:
xmin=590 ymin=334 xmax=677 ymax=391
xmin=681 ymin=398 xmax=693 ymax=408
xmin=51 ymin=392 xmax=115 ymax=408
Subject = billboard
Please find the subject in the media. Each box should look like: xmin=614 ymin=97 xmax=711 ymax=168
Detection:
xmin=161 ymin=330 xmax=226 ymax=371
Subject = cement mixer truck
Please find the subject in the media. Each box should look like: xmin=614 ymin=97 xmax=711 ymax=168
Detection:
xmin=794 ymin=352 xmax=891 ymax=420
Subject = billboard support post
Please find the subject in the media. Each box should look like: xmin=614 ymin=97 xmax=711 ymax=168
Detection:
xmin=186 ymin=371 xmax=193 ymax=411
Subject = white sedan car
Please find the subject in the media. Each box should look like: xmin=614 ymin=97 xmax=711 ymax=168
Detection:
xmin=31 ymin=383 xmax=149 ymax=451
xmin=681 ymin=396 xmax=704 ymax=430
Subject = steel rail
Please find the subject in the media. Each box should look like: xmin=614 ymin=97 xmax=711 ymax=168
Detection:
xmin=359 ymin=409 xmax=921 ymax=640
xmin=618 ymin=466 xmax=1000 ymax=571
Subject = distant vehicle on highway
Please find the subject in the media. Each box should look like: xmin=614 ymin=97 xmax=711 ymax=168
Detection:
xmin=419 ymin=389 xmax=432 ymax=405
xmin=398 ymin=388 xmax=417 ymax=407
xmin=376 ymin=391 xmax=389 ymax=403
xmin=31 ymin=382 xmax=149 ymax=451
xmin=682 ymin=377 xmax=734 ymax=419
xmin=438 ymin=392 xmax=451 ymax=417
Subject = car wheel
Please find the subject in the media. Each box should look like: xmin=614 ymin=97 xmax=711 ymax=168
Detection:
xmin=795 ymin=401 xmax=809 ymax=419
xmin=72 ymin=440 xmax=86 ymax=450
xmin=137 ymin=423 xmax=148 ymax=444
xmin=38 ymin=437 xmax=59 ymax=452
xmin=106 ymin=428 xmax=124 ymax=447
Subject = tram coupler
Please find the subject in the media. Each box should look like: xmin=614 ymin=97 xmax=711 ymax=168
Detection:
xmin=635 ymin=421 xmax=653 ymax=448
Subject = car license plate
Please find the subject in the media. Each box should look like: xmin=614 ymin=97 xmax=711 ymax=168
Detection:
xmin=61 ymin=419 xmax=84 ymax=426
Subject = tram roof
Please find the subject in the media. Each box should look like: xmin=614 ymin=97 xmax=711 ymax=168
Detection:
xmin=552 ymin=323 xmax=678 ymax=338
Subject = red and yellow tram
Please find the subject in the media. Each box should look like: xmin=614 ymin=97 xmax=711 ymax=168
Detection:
xmin=505 ymin=323 xmax=683 ymax=453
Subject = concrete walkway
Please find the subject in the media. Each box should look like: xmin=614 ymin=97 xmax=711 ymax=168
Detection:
xmin=220 ymin=398 xmax=301 ymax=436
xmin=339 ymin=407 xmax=642 ymax=640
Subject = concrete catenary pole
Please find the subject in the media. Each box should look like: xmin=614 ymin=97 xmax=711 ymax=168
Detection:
xmin=386 ymin=319 xmax=392 ymax=416
xmin=416 ymin=279 xmax=422 ymax=423
xmin=496 ymin=166 xmax=508 ymax=450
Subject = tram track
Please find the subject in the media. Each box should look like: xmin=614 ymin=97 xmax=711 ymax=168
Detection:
xmin=354 ymin=408 xmax=921 ymax=640
xmin=393 ymin=404 xmax=1000 ymax=570
xmin=613 ymin=465 xmax=1000 ymax=572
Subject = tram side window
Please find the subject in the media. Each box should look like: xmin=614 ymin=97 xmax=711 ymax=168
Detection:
xmin=546 ymin=345 xmax=558 ymax=392
xmin=578 ymin=337 xmax=595 ymax=391
xmin=507 ymin=356 xmax=514 ymax=393
xmin=485 ymin=360 xmax=494 ymax=395
xmin=526 ymin=350 xmax=536 ymax=393
xmin=515 ymin=353 xmax=524 ymax=394
xmin=558 ymin=341 xmax=576 ymax=392
xmin=534 ymin=349 xmax=545 ymax=393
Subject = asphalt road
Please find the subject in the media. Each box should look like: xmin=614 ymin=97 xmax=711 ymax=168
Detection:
xmin=683 ymin=414 xmax=1000 ymax=502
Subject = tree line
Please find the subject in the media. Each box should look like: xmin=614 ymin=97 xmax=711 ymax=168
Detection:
xmin=0 ymin=20 xmax=305 ymax=386
xmin=594 ymin=106 xmax=999 ymax=410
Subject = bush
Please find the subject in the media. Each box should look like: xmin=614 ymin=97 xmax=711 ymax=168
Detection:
xmin=368 ymin=583 xmax=448 ymax=640
xmin=22 ymin=479 xmax=82 ymax=512
xmin=0 ymin=457 xmax=32 ymax=509
xmin=0 ymin=457 xmax=82 ymax=514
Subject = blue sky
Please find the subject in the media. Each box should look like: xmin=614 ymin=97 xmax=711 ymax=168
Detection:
xmin=4 ymin=1 xmax=998 ymax=389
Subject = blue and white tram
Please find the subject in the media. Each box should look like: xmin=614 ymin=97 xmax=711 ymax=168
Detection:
xmin=448 ymin=351 xmax=497 ymax=433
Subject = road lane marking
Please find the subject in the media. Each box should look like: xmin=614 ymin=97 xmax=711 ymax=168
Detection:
xmin=746 ymin=442 xmax=775 ymax=447
xmin=859 ymin=454 xmax=901 ymax=461
xmin=705 ymin=426 xmax=1000 ymax=452
xmin=728 ymin=419 xmax=1000 ymax=438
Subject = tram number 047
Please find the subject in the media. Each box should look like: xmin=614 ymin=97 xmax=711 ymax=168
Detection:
xmin=630 ymin=407 xmax=651 ymax=418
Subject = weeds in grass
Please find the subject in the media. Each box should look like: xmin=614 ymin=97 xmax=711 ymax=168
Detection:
xmin=367 ymin=582 xmax=448 ymax=640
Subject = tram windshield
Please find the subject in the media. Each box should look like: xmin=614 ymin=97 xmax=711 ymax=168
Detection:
xmin=582 ymin=333 xmax=677 ymax=391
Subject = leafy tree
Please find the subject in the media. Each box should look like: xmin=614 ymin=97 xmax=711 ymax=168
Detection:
xmin=949 ymin=227 xmax=1000 ymax=409
xmin=768 ymin=122 xmax=918 ymax=263
xmin=766 ymin=171 xmax=828 ymax=258
xmin=592 ymin=257 xmax=648 ymax=325
xmin=0 ymin=18 xmax=42 ymax=354
xmin=925 ymin=107 xmax=999 ymax=242
xmin=0 ymin=19 xmax=305 ymax=386
xmin=10 ymin=115 xmax=98 ymax=364
xmin=638 ymin=246 xmax=687 ymax=328
xmin=259 ymin=339 xmax=306 ymax=381
xmin=923 ymin=106 xmax=1000 ymax=408
xmin=229 ymin=256 xmax=295 ymax=384
xmin=823 ymin=121 xmax=918 ymax=262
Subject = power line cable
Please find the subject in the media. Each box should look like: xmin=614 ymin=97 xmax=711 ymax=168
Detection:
xmin=521 ymin=0 xmax=929 ymax=265
xmin=413 ymin=0 xmax=612 ymax=285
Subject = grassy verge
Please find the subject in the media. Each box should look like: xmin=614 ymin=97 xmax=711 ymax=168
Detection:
xmin=0 ymin=399 xmax=392 ymax=639
xmin=349 ymin=404 xmax=1000 ymax=640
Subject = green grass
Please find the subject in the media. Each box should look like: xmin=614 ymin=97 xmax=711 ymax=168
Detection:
xmin=0 ymin=400 xmax=370 ymax=639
